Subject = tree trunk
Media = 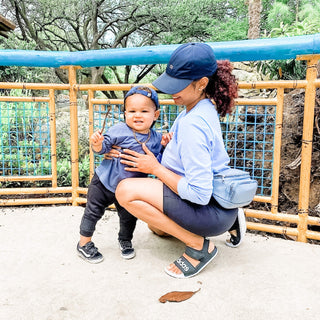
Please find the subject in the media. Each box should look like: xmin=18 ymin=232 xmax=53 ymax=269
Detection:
xmin=247 ymin=0 xmax=261 ymax=39
xmin=91 ymin=66 xmax=105 ymax=84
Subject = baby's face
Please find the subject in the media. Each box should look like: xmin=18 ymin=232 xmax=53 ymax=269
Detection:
xmin=125 ymin=94 xmax=160 ymax=134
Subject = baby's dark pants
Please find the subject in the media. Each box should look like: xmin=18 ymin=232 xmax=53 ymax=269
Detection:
xmin=79 ymin=173 xmax=137 ymax=241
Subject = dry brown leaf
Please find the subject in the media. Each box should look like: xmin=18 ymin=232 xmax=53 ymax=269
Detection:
xmin=159 ymin=288 xmax=201 ymax=303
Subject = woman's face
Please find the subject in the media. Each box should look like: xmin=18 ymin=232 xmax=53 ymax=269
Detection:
xmin=171 ymin=78 xmax=208 ymax=111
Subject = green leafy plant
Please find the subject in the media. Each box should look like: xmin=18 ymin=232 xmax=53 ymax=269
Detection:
xmin=259 ymin=0 xmax=320 ymax=81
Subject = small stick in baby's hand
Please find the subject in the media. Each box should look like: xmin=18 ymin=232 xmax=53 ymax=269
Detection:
xmin=100 ymin=108 xmax=111 ymax=134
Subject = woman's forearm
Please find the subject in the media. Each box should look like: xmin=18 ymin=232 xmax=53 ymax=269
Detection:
xmin=152 ymin=162 xmax=182 ymax=195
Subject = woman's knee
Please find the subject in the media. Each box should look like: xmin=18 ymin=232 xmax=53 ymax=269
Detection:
xmin=115 ymin=179 xmax=132 ymax=206
xmin=116 ymin=178 xmax=163 ymax=209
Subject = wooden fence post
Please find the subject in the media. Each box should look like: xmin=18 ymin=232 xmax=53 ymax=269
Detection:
xmin=61 ymin=65 xmax=81 ymax=205
xmin=271 ymin=88 xmax=284 ymax=214
xmin=296 ymin=54 xmax=320 ymax=242
xmin=49 ymin=89 xmax=58 ymax=188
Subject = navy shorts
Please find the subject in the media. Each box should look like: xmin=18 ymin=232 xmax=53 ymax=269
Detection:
xmin=163 ymin=184 xmax=238 ymax=237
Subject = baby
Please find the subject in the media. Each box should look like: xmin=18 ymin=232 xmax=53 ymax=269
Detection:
xmin=77 ymin=86 xmax=167 ymax=263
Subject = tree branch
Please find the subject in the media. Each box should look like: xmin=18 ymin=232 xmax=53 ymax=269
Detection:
xmin=10 ymin=0 xmax=53 ymax=50
xmin=133 ymin=64 xmax=156 ymax=83
xmin=101 ymin=72 xmax=118 ymax=99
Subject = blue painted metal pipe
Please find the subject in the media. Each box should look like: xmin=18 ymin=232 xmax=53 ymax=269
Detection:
xmin=0 ymin=33 xmax=319 ymax=68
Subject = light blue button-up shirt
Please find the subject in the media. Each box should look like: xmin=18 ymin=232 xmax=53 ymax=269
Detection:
xmin=161 ymin=99 xmax=230 ymax=205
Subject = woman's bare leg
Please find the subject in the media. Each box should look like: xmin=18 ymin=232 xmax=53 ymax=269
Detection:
xmin=116 ymin=178 xmax=215 ymax=276
xmin=148 ymin=224 xmax=171 ymax=237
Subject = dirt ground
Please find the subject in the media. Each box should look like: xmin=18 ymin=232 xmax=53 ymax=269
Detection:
xmin=1 ymin=205 xmax=320 ymax=320
xmin=279 ymin=88 xmax=320 ymax=213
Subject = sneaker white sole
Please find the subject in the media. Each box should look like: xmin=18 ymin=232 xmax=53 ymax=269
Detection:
xmin=121 ymin=251 xmax=136 ymax=260
xmin=225 ymin=208 xmax=247 ymax=248
xmin=77 ymin=251 xmax=104 ymax=264
xmin=119 ymin=243 xmax=136 ymax=260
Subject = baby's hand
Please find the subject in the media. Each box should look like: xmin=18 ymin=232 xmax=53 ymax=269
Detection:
xmin=90 ymin=131 xmax=104 ymax=152
xmin=161 ymin=132 xmax=173 ymax=147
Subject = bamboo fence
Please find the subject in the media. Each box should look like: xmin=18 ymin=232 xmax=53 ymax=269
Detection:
xmin=0 ymin=54 xmax=320 ymax=242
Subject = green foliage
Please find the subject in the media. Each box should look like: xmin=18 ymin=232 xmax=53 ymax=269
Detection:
xmin=2 ymin=0 xmax=250 ymax=87
xmin=54 ymin=133 xmax=90 ymax=187
xmin=259 ymin=0 xmax=320 ymax=80
xmin=56 ymin=137 xmax=71 ymax=160
xmin=0 ymin=97 xmax=91 ymax=188
xmin=159 ymin=0 xmax=248 ymax=44
xmin=0 ymin=34 xmax=51 ymax=83
xmin=208 ymin=19 xmax=248 ymax=42
xmin=56 ymin=158 xmax=71 ymax=186
xmin=55 ymin=139 xmax=90 ymax=188
xmin=0 ymin=100 xmax=51 ymax=187
xmin=266 ymin=0 xmax=320 ymax=35
xmin=259 ymin=58 xmax=306 ymax=80
xmin=79 ymin=155 xmax=90 ymax=187
xmin=299 ymin=0 xmax=320 ymax=23
xmin=267 ymin=2 xmax=295 ymax=29
xmin=269 ymin=20 xmax=320 ymax=38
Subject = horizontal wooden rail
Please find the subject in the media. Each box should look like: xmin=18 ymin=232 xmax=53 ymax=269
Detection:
xmin=253 ymin=196 xmax=272 ymax=203
xmin=0 ymin=175 xmax=53 ymax=182
xmin=246 ymin=209 xmax=320 ymax=226
xmin=77 ymin=187 xmax=88 ymax=195
xmin=237 ymin=80 xmax=307 ymax=89
xmin=75 ymin=196 xmax=115 ymax=210
xmin=246 ymin=221 xmax=299 ymax=237
xmin=0 ymin=187 xmax=72 ymax=195
xmin=75 ymin=197 xmax=87 ymax=204
xmin=236 ymin=98 xmax=277 ymax=105
xmin=0 ymin=80 xmax=310 ymax=96
xmin=77 ymin=80 xmax=308 ymax=92
xmin=91 ymin=98 xmax=278 ymax=106
xmin=76 ymin=84 xmax=142 ymax=91
xmin=0 ymin=96 xmax=50 ymax=102
xmin=246 ymin=209 xmax=299 ymax=223
xmin=0 ymin=197 xmax=72 ymax=206
xmin=306 ymin=230 xmax=320 ymax=241
xmin=248 ymin=221 xmax=320 ymax=241
xmin=0 ymin=82 xmax=69 ymax=90
xmin=91 ymin=98 xmax=177 ymax=105
xmin=78 ymin=81 xmax=308 ymax=91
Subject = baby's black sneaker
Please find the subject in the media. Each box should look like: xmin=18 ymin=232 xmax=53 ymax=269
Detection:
xmin=77 ymin=241 xmax=104 ymax=263
xmin=119 ymin=240 xmax=136 ymax=260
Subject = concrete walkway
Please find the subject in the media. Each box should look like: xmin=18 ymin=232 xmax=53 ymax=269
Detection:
xmin=1 ymin=205 xmax=320 ymax=320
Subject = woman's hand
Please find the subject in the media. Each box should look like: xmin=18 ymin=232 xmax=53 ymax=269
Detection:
xmin=120 ymin=143 xmax=160 ymax=175
xmin=104 ymin=146 xmax=121 ymax=160
xmin=161 ymin=132 xmax=173 ymax=147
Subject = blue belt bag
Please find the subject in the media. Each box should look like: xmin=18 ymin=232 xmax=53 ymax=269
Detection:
xmin=212 ymin=168 xmax=258 ymax=209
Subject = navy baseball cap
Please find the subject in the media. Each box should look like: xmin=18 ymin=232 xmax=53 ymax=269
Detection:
xmin=152 ymin=42 xmax=217 ymax=94
xmin=124 ymin=86 xmax=160 ymax=110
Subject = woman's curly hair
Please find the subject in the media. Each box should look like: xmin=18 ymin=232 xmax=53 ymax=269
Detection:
xmin=204 ymin=60 xmax=238 ymax=117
